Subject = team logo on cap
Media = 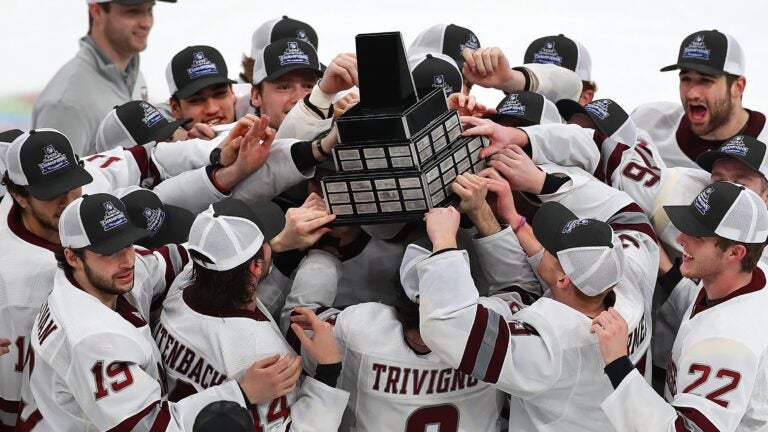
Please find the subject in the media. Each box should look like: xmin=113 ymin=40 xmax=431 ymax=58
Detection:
xmin=459 ymin=33 xmax=480 ymax=56
xmin=562 ymin=219 xmax=590 ymax=234
xmin=533 ymin=41 xmax=562 ymax=66
xmin=432 ymin=74 xmax=453 ymax=96
xmin=139 ymin=102 xmax=163 ymax=128
xmin=100 ymin=201 xmax=128 ymax=231
xmin=694 ymin=186 xmax=714 ymax=215
xmin=38 ymin=144 xmax=69 ymax=175
xmin=586 ymin=100 xmax=612 ymax=120
xmin=143 ymin=207 xmax=166 ymax=233
xmin=187 ymin=52 xmax=219 ymax=79
xmin=498 ymin=95 xmax=526 ymax=116
xmin=720 ymin=136 xmax=749 ymax=156
xmin=682 ymin=34 xmax=711 ymax=60
xmin=279 ymin=41 xmax=310 ymax=66
xmin=296 ymin=29 xmax=311 ymax=45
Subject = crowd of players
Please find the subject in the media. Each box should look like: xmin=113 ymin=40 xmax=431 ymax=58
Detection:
xmin=0 ymin=0 xmax=767 ymax=431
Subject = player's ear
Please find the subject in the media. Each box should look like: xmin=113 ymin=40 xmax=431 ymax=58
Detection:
xmin=556 ymin=272 xmax=571 ymax=290
xmin=728 ymin=243 xmax=748 ymax=264
xmin=249 ymin=257 xmax=263 ymax=279
xmin=10 ymin=190 xmax=29 ymax=210
xmin=250 ymin=85 xmax=262 ymax=109
xmin=731 ymin=76 xmax=747 ymax=100
xmin=64 ymin=248 xmax=82 ymax=269
xmin=169 ymin=97 xmax=183 ymax=120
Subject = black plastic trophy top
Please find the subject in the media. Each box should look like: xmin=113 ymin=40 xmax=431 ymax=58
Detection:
xmin=355 ymin=32 xmax=417 ymax=110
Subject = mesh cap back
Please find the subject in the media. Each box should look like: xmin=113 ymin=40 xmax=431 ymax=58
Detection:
xmin=187 ymin=203 xmax=265 ymax=271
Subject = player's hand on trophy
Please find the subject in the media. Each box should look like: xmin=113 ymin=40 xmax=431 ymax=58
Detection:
xmin=0 ymin=338 xmax=10 ymax=357
xmin=290 ymin=307 xmax=341 ymax=365
xmin=452 ymin=173 xmax=489 ymax=215
xmin=424 ymin=207 xmax=460 ymax=252
xmin=239 ymin=353 xmax=303 ymax=404
xmin=461 ymin=47 xmax=516 ymax=92
xmin=488 ymin=145 xmax=546 ymax=194
xmin=270 ymin=193 xmax=336 ymax=253
xmin=447 ymin=93 xmax=492 ymax=117
xmin=320 ymin=53 xmax=359 ymax=95
xmin=591 ymin=308 xmax=630 ymax=365
xmin=480 ymin=168 xmax=522 ymax=226
xmin=333 ymin=92 xmax=360 ymax=120
xmin=460 ymin=116 xmax=529 ymax=158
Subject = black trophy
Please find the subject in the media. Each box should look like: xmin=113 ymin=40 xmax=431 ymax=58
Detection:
xmin=321 ymin=32 xmax=488 ymax=224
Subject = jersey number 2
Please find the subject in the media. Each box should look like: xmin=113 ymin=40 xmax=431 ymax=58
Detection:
xmin=682 ymin=363 xmax=741 ymax=408
xmin=406 ymin=404 xmax=459 ymax=432
xmin=91 ymin=361 xmax=134 ymax=400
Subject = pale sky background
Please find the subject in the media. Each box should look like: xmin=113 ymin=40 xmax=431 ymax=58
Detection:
xmin=1 ymin=0 xmax=767 ymax=117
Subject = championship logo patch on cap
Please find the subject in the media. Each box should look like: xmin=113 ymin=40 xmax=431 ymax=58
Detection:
xmin=683 ymin=34 xmax=711 ymax=60
xmin=296 ymin=29 xmax=309 ymax=43
xmin=279 ymin=41 xmax=310 ymax=66
xmin=562 ymin=219 xmax=590 ymax=234
xmin=585 ymin=99 xmax=612 ymax=120
xmin=694 ymin=186 xmax=714 ymax=215
xmin=38 ymin=144 xmax=69 ymax=175
xmin=143 ymin=207 xmax=166 ymax=233
xmin=720 ymin=135 xmax=749 ymax=156
xmin=187 ymin=52 xmax=219 ymax=79
xmin=533 ymin=41 xmax=563 ymax=66
xmin=458 ymin=33 xmax=480 ymax=57
xmin=498 ymin=94 xmax=526 ymax=116
xmin=100 ymin=201 xmax=129 ymax=232
xmin=139 ymin=102 xmax=163 ymax=128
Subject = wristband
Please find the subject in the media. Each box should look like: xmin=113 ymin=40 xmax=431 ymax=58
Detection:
xmin=316 ymin=137 xmax=332 ymax=158
xmin=513 ymin=216 xmax=527 ymax=233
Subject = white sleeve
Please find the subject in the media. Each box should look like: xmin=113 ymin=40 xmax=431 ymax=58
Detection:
xmin=83 ymin=145 xmax=151 ymax=191
xmin=418 ymin=250 xmax=561 ymax=399
xmin=134 ymin=246 xmax=190 ymax=312
xmin=231 ymin=139 xmax=314 ymax=203
xmin=275 ymin=376 xmax=349 ymax=432
xmin=67 ymin=333 xmax=247 ymax=432
xmin=520 ymin=63 xmax=583 ymax=102
xmin=150 ymin=137 xmax=220 ymax=178
xmin=151 ymin=167 xmax=227 ymax=213
xmin=280 ymin=250 xmax=342 ymax=333
xmin=472 ymin=226 xmax=542 ymax=297
xmin=602 ymin=339 xmax=763 ymax=432
xmin=275 ymin=93 xmax=334 ymax=141
xmin=521 ymin=123 xmax=600 ymax=173
xmin=602 ymin=136 xmax=666 ymax=218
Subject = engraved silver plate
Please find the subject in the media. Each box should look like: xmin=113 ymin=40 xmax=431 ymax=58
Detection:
xmin=469 ymin=147 xmax=481 ymax=162
xmin=333 ymin=204 xmax=354 ymax=215
xmin=375 ymin=179 xmax=397 ymax=189
xmin=442 ymin=169 xmax=456 ymax=185
xmin=353 ymin=192 xmax=375 ymax=202
xmin=428 ymin=180 xmax=442 ymax=194
xmin=341 ymin=160 xmax=364 ymax=171
xmin=419 ymin=148 xmax=433 ymax=162
xmin=457 ymin=159 xmax=471 ymax=174
xmin=426 ymin=167 xmax=440 ymax=183
xmin=473 ymin=160 xmax=487 ymax=172
xmin=445 ymin=114 xmax=459 ymax=131
xmin=440 ymin=157 xmax=455 ymax=173
xmin=350 ymin=181 xmax=372 ymax=191
xmin=433 ymin=135 xmax=447 ymax=152
xmin=416 ymin=136 xmax=430 ymax=151
xmin=381 ymin=201 xmax=403 ymax=212
xmin=447 ymin=126 xmax=461 ymax=142
xmin=398 ymin=178 xmax=421 ymax=189
xmin=328 ymin=193 xmax=350 ymax=204
xmin=377 ymin=190 xmax=400 ymax=201
xmin=363 ymin=148 xmax=386 ymax=158
xmin=402 ymin=189 xmax=424 ymax=199
xmin=388 ymin=146 xmax=411 ymax=157
xmin=431 ymin=190 xmax=446 ymax=203
xmin=430 ymin=126 xmax=445 ymax=142
xmin=337 ymin=149 xmax=361 ymax=160
xmin=391 ymin=157 xmax=413 ymax=168
xmin=356 ymin=203 xmax=378 ymax=214
xmin=454 ymin=147 xmax=469 ymax=161
xmin=325 ymin=182 xmax=348 ymax=193
xmin=467 ymin=136 xmax=482 ymax=153
xmin=366 ymin=158 xmax=389 ymax=169
xmin=404 ymin=200 xmax=427 ymax=210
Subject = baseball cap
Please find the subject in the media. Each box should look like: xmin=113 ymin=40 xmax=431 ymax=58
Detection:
xmin=661 ymin=30 xmax=745 ymax=76
xmin=524 ymin=34 xmax=592 ymax=82
xmin=486 ymin=91 xmax=563 ymax=127
xmin=664 ymin=181 xmax=768 ymax=243
xmin=409 ymin=24 xmax=481 ymax=70
xmin=250 ymin=16 xmax=319 ymax=60
xmin=96 ymin=101 xmax=191 ymax=152
xmin=532 ymin=202 xmax=625 ymax=296
xmin=193 ymin=401 xmax=252 ymax=432
xmin=696 ymin=135 xmax=768 ymax=178
xmin=116 ymin=186 xmax=195 ymax=248
xmin=408 ymin=53 xmax=463 ymax=99
xmin=166 ymin=46 xmax=237 ymax=99
xmin=187 ymin=199 xmax=285 ymax=271
xmin=251 ymin=38 xmax=323 ymax=85
xmin=59 ymin=193 xmax=150 ymax=255
xmin=556 ymin=98 xmax=637 ymax=145
xmin=5 ymin=129 xmax=93 ymax=200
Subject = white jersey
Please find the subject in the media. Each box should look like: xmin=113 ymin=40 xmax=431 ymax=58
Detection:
xmin=631 ymin=102 xmax=768 ymax=169
xmin=602 ymin=262 xmax=768 ymax=431
xmin=14 ymin=247 xmax=239 ymax=432
xmin=0 ymin=198 xmax=59 ymax=430
xmin=418 ymin=250 xmax=648 ymax=432
xmin=155 ymin=266 xmax=348 ymax=432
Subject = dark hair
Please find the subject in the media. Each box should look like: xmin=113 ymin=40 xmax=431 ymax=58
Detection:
xmin=2 ymin=172 xmax=28 ymax=205
xmin=715 ymin=237 xmax=766 ymax=272
xmin=88 ymin=2 xmax=110 ymax=34
xmin=240 ymin=54 xmax=255 ymax=84
xmin=392 ymin=277 xmax=419 ymax=331
xmin=186 ymin=248 xmax=264 ymax=312
xmin=55 ymin=247 xmax=86 ymax=279
xmin=582 ymin=80 xmax=598 ymax=94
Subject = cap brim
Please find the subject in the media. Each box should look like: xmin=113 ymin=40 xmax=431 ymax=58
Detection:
xmin=263 ymin=64 xmax=323 ymax=83
xmin=663 ymin=205 xmax=717 ymax=237
xmin=148 ymin=118 xmax=192 ymax=143
xmin=532 ymin=202 xmax=579 ymax=255
xmin=137 ymin=204 xmax=195 ymax=248
xmin=555 ymin=99 xmax=589 ymax=122
xmin=660 ymin=62 xmax=726 ymax=76
xmin=87 ymin=225 xmax=151 ymax=255
xmin=696 ymin=150 xmax=756 ymax=173
xmin=26 ymin=167 xmax=93 ymax=200
xmin=484 ymin=113 xmax=537 ymax=128
xmin=174 ymin=77 xmax=237 ymax=99
xmin=245 ymin=201 xmax=286 ymax=241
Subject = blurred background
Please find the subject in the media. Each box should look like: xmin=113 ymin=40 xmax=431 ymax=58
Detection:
xmin=2 ymin=0 xmax=766 ymax=131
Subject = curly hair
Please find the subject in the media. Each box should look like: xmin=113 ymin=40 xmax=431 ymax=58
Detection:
xmin=186 ymin=248 xmax=264 ymax=312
